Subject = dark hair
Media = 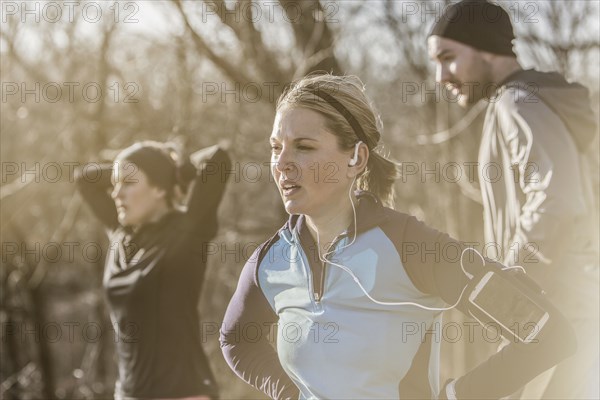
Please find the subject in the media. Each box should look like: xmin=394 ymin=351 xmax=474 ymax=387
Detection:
xmin=115 ymin=141 xmax=194 ymax=207
xmin=276 ymin=74 xmax=399 ymax=207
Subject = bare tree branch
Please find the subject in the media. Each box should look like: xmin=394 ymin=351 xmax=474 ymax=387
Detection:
xmin=279 ymin=0 xmax=341 ymax=74
xmin=519 ymin=34 xmax=600 ymax=53
xmin=393 ymin=100 xmax=487 ymax=146
xmin=205 ymin=0 xmax=245 ymax=40
xmin=383 ymin=0 xmax=429 ymax=81
xmin=293 ymin=44 xmax=336 ymax=80
xmin=0 ymin=27 xmax=51 ymax=82
xmin=171 ymin=0 xmax=253 ymax=85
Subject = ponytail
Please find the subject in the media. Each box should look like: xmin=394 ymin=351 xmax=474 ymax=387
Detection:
xmin=357 ymin=149 xmax=399 ymax=208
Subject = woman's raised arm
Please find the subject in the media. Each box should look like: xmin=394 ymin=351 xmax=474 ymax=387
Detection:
xmin=75 ymin=163 xmax=119 ymax=231
xmin=184 ymin=145 xmax=232 ymax=238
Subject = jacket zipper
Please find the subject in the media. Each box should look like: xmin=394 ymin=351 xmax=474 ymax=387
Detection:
xmin=294 ymin=233 xmax=320 ymax=305
xmin=314 ymin=235 xmax=345 ymax=303
xmin=314 ymin=259 xmax=326 ymax=303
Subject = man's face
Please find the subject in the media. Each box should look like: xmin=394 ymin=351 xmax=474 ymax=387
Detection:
xmin=428 ymin=35 xmax=494 ymax=108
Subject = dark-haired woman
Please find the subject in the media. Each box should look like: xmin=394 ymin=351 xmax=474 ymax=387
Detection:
xmin=219 ymin=74 xmax=576 ymax=400
xmin=77 ymin=142 xmax=230 ymax=400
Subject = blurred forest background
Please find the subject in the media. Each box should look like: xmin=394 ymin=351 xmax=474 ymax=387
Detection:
xmin=1 ymin=0 xmax=599 ymax=399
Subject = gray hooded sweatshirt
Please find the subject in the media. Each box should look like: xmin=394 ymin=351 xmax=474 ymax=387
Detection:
xmin=479 ymin=69 xmax=598 ymax=293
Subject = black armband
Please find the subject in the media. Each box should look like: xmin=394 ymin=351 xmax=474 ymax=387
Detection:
xmin=465 ymin=263 xmax=551 ymax=344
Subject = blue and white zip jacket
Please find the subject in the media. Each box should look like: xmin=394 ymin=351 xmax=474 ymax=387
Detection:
xmin=220 ymin=192 xmax=576 ymax=400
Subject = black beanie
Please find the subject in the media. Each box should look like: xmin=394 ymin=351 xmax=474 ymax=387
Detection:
xmin=429 ymin=0 xmax=516 ymax=56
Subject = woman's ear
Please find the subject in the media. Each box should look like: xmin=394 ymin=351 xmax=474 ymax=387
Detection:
xmin=347 ymin=142 xmax=369 ymax=178
xmin=152 ymin=186 xmax=168 ymax=201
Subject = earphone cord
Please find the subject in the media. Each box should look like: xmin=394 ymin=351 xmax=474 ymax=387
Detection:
xmin=315 ymin=175 xmax=359 ymax=267
xmin=314 ymin=181 xmax=493 ymax=311
xmin=316 ymin=141 xmax=361 ymax=254
xmin=311 ymin=147 xmax=528 ymax=310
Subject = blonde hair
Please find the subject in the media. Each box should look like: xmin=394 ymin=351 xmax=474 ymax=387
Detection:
xmin=276 ymin=74 xmax=399 ymax=208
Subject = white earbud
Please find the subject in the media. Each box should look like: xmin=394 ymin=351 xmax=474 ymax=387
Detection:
xmin=348 ymin=141 xmax=362 ymax=166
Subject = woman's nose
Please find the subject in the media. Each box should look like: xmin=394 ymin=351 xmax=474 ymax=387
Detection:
xmin=275 ymin=157 xmax=302 ymax=181
xmin=437 ymin=64 xmax=451 ymax=84
xmin=274 ymin=148 xmax=292 ymax=173
xmin=275 ymin=159 xmax=288 ymax=173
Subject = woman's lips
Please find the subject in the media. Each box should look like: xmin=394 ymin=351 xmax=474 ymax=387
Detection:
xmin=283 ymin=186 xmax=300 ymax=197
xmin=280 ymin=181 xmax=301 ymax=197
xmin=445 ymin=82 xmax=461 ymax=97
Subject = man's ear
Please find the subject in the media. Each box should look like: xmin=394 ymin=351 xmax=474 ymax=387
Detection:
xmin=480 ymin=50 xmax=498 ymax=65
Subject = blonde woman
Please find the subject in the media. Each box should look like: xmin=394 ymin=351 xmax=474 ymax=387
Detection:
xmin=220 ymin=75 xmax=575 ymax=400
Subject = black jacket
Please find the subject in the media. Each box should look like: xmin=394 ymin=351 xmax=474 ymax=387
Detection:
xmin=76 ymin=146 xmax=230 ymax=398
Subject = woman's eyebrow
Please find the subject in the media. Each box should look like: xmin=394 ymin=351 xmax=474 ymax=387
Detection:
xmin=269 ymin=137 xmax=319 ymax=144
xmin=294 ymin=138 xmax=318 ymax=142
xmin=435 ymin=49 xmax=453 ymax=60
